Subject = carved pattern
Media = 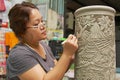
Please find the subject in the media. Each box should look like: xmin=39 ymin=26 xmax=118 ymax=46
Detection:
xmin=75 ymin=14 xmax=116 ymax=80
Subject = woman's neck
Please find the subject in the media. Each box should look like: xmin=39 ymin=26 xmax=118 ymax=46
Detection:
xmin=21 ymin=39 xmax=40 ymax=49
xmin=21 ymin=39 xmax=46 ymax=59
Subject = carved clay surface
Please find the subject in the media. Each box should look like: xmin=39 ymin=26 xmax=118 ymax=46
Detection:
xmin=74 ymin=13 xmax=116 ymax=80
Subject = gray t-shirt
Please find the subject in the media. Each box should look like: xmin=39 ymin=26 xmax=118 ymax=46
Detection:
xmin=6 ymin=41 xmax=55 ymax=80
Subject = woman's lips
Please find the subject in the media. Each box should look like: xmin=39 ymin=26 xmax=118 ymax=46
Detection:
xmin=41 ymin=30 xmax=46 ymax=35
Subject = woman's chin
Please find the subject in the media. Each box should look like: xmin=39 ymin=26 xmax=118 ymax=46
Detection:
xmin=43 ymin=36 xmax=47 ymax=40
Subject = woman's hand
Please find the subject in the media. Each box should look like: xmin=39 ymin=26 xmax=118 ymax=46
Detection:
xmin=62 ymin=34 xmax=78 ymax=57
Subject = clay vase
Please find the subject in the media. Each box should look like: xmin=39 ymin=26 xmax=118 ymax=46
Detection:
xmin=74 ymin=5 xmax=116 ymax=80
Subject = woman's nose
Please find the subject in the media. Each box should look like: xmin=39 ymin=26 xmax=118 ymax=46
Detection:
xmin=40 ymin=26 xmax=45 ymax=30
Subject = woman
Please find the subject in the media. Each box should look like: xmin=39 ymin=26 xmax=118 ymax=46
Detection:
xmin=7 ymin=2 xmax=78 ymax=80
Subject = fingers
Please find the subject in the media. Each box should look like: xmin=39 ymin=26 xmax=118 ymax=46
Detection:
xmin=62 ymin=34 xmax=75 ymax=45
xmin=62 ymin=34 xmax=78 ymax=56
xmin=62 ymin=34 xmax=78 ymax=47
xmin=68 ymin=34 xmax=74 ymax=39
xmin=67 ymin=34 xmax=78 ymax=44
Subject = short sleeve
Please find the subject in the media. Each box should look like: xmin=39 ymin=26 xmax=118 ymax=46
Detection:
xmin=7 ymin=47 xmax=38 ymax=78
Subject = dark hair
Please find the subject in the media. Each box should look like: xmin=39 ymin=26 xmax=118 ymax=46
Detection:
xmin=8 ymin=1 xmax=38 ymax=39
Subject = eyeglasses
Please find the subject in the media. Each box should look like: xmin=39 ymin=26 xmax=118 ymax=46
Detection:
xmin=27 ymin=22 xmax=45 ymax=29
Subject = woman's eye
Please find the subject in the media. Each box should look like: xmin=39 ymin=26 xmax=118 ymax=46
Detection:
xmin=34 ymin=24 xmax=39 ymax=26
xmin=41 ymin=20 xmax=44 ymax=23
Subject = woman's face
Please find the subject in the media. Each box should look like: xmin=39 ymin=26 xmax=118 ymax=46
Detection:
xmin=24 ymin=9 xmax=47 ymax=42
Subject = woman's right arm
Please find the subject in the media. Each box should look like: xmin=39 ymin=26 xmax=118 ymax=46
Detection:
xmin=44 ymin=34 xmax=78 ymax=80
xmin=19 ymin=34 xmax=78 ymax=80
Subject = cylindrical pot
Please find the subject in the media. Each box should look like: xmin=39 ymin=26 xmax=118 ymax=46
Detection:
xmin=74 ymin=5 xmax=116 ymax=80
